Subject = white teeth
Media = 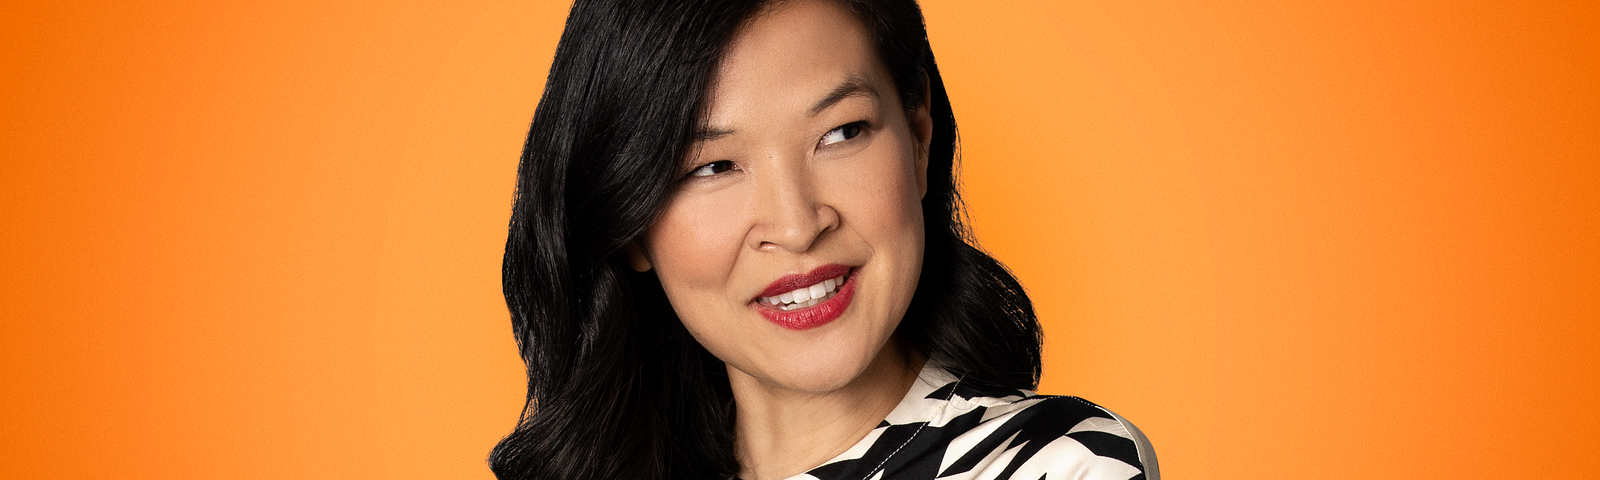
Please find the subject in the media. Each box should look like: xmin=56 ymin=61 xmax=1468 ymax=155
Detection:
xmin=779 ymin=297 xmax=824 ymax=311
xmin=758 ymin=273 xmax=850 ymax=309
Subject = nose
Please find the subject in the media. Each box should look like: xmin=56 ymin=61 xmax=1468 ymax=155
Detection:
xmin=747 ymin=163 xmax=839 ymax=253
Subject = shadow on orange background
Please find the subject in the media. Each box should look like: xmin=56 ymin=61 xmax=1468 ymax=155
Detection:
xmin=2 ymin=1 xmax=1595 ymax=478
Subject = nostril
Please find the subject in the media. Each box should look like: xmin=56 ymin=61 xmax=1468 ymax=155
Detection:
xmin=817 ymin=205 xmax=841 ymax=232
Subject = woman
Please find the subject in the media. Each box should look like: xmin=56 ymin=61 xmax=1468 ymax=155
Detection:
xmin=494 ymin=0 xmax=1157 ymax=479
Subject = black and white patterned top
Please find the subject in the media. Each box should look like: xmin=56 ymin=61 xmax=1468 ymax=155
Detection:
xmin=769 ymin=363 xmax=1159 ymax=480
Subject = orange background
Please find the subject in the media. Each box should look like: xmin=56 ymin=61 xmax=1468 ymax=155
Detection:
xmin=2 ymin=0 xmax=1595 ymax=478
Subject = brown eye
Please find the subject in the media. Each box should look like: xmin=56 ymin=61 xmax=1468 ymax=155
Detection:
xmin=819 ymin=122 xmax=866 ymax=146
xmin=688 ymin=160 xmax=737 ymax=178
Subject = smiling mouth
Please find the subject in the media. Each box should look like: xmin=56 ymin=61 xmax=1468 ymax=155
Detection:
xmin=758 ymin=271 xmax=849 ymax=311
xmin=752 ymin=264 xmax=857 ymax=330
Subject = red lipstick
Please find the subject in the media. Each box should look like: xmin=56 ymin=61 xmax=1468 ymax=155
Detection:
xmin=758 ymin=264 xmax=852 ymax=298
xmin=753 ymin=264 xmax=856 ymax=330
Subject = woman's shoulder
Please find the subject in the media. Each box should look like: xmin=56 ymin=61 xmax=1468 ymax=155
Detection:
xmin=795 ymin=364 xmax=1159 ymax=480
xmin=922 ymin=380 xmax=1160 ymax=480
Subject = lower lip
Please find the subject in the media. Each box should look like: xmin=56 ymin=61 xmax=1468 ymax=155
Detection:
xmin=754 ymin=270 xmax=857 ymax=330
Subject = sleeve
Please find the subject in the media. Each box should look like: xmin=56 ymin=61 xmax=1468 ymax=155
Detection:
xmin=943 ymin=395 xmax=1155 ymax=480
xmin=1103 ymin=407 xmax=1159 ymax=480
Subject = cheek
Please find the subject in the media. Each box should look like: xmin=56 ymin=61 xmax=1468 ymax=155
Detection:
xmin=829 ymin=135 xmax=925 ymax=231
xmin=644 ymin=193 xmax=747 ymax=309
xmin=824 ymin=130 xmax=927 ymax=307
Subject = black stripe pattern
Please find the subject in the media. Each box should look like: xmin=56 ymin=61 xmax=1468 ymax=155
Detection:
xmin=769 ymin=364 xmax=1153 ymax=480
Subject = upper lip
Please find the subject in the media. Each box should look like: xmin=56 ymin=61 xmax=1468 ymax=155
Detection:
xmin=756 ymin=264 xmax=853 ymax=299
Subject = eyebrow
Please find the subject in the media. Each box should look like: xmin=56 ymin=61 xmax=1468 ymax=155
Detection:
xmin=692 ymin=75 xmax=879 ymax=142
xmin=808 ymin=75 xmax=878 ymax=117
xmin=694 ymin=126 xmax=736 ymax=142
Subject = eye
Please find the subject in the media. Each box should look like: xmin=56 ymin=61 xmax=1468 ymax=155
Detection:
xmin=686 ymin=160 xmax=737 ymax=178
xmin=819 ymin=122 xmax=867 ymax=147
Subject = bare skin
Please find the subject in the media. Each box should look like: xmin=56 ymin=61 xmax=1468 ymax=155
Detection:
xmin=732 ymin=342 xmax=924 ymax=479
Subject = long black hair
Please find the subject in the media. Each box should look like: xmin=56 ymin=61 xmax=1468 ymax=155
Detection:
xmin=492 ymin=1 xmax=1041 ymax=478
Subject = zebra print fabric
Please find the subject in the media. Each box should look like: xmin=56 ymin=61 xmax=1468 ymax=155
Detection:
xmin=767 ymin=364 xmax=1158 ymax=480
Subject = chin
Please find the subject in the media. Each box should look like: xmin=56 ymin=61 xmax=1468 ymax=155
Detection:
xmin=772 ymin=334 xmax=908 ymax=394
xmin=761 ymin=346 xmax=879 ymax=393
xmin=789 ymin=369 xmax=864 ymax=394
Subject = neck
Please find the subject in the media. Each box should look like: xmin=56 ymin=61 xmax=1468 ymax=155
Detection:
xmin=730 ymin=342 xmax=924 ymax=480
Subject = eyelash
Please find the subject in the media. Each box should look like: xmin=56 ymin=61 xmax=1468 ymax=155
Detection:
xmin=685 ymin=160 xmax=737 ymax=178
xmin=819 ymin=121 xmax=868 ymax=147
xmin=682 ymin=121 xmax=870 ymax=179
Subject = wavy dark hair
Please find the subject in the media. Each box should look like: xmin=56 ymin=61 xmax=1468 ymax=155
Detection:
xmin=491 ymin=0 xmax=1042 ymax=478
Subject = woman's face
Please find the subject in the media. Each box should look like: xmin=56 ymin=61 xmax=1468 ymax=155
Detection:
xmin=628 ymin=0 xmax=933 ymax=394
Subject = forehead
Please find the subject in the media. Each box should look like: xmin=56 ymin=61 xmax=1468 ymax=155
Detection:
xmin=704 ymin=0 xmax=890 ymax=125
